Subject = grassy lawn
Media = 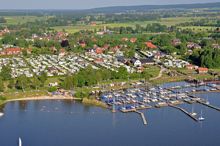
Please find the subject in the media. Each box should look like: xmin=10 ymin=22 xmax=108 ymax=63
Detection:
xmin=2 ymin=90 xmax=48 ymax=99
xmin=150 ymin=74 xmax=186 ymax=85
xmin=210 ymin=69 xmax=220 ymax=74
xmin=0 ymin=89 xmax=49 ymax=105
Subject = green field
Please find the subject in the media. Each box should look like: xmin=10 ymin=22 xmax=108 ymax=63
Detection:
xmin=179 ymin=26 xmax=217 ymax=32
xmin=52 ymin=17 xmax=204 ymax=33
xmin=1 ymin=16 xmax=49 ymax=25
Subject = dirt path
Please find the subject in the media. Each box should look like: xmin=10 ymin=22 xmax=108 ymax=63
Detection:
xmin=150 ymin=66 xmax=166 ymax=81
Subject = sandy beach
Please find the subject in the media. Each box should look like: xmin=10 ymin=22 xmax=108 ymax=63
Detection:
xmin=2 ymin=95 xmax=81 ymax=105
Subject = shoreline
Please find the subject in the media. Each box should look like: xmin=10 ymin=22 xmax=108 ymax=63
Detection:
xmin=0 ymin=95 xmax=82 ymax=106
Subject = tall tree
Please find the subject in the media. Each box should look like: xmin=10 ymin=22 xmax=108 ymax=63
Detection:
xmin=0 ymin=65 xmax=12 ymax=80
xmin=38 ymin=72 xmax=47 ymax=87
xmin=31 ymin=76 xmax=41 ymax=90
xmin=16 ymin=75 xmax=29 ymax=91
xmin=0 ymin=77 xmax=4 ymax=92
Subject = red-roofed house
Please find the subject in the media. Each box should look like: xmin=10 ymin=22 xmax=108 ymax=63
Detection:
xmin=27 ymin=48 xmax=32 ymax=54
xmin=90 ymin=21 xmax=97 ymax=26
xmin=146 ymin=41 xmax=157 ymax=49
xmin=1 ymin=48 xmax=22 ymax=55
xmin=122 ymin=37 xmax=129 ymax=42
xmin=94 ymin=58 xmax=104 ymax=64
xmin=186 ymin=64 xmax=194 ymax=70
xmin=59 ymin=48 xmax=66 ymax=57
xmin=79 ymin=41 xmax=86 ymax=48
xmin=172 ymin=39 xmax=181 ymax=46
xmin=130 ymin=38 xmax=137 ymax=43
xmin=96 ymin=47 xmax=103 ymax=54
xmin=197 ymin=67 xmax=208 ymax=74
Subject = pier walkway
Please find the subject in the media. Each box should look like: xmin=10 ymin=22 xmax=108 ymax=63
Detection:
xmin=134 ymin=111 xmax=147 ymax=125
xmin=190 ymin=95 xmax=220 ymax=111
xmin=197 ymin=101 xmax=220 ymax=111
xmin=169 ymin=104 xmax=198 ymax=122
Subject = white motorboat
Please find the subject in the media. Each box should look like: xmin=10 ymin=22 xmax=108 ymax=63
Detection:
xmin=19 ymin=137 xmax=22 ymax=146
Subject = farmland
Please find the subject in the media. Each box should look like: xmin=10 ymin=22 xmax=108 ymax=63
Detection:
xmin=0 ymin=16 xmax=49 ymax=25
xmin=52 ymin=17 xmax=204 ymax=33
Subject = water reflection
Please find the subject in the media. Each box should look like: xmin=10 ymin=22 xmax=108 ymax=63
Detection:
xmin=18 ymin=101 xmax=28 ymax=111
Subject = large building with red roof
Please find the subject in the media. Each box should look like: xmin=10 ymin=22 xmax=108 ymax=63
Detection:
xmin=145 ymin=41 xmax=157 ymax=49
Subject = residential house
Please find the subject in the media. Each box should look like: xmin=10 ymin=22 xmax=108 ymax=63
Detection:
xmin=172 ymin=39 xmax=181 ymax=46
xmin=49 ymin=82 xmax=58 ymax=87
xmin=122 ymin=37 xmax=129 ymax=42
xmin=90 ymin=21 xmax=97 ymax=26
xmin=187 ymin=42 xmax=201 ymax=49
xmin=140 ymin=58 xmax=155 ymax=66
xmin=197 ymin=67 xmax=208 ymax=74
xmin=130 ymin=38 xmax=137 ymax=43
xmin=96 ymin=47 xmax=103 ymax=54
xmin=133 ymin=60 xmax=142 ymax=67
xmin=186 ymin=64 xmax=195 ymax=70
xmin=146 ymin=41 xmax=157 ymax=49
xmin=79 ymin=41 xmax=86 ymax=48
xmin=212 ymin=44 xmax=220 ymax=49
xmin=59 ymin=48 xmax=66 ymax=57
xmin=0 ymin=47 xmax=22 ymax=55
xmin=94 ymin=58 xmax=104 ymax=64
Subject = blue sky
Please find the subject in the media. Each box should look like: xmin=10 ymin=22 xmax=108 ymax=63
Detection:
xmin=0 ymin=0 xmax=219 ymax=9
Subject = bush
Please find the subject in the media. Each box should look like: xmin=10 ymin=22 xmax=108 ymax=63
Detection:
xmin=0 ymin=96 xmax=6 ymax=101
xmin=48 ymin=86 xmax=57 ymax=92
xmin=75 ymin=91 xmax=89 ymax=99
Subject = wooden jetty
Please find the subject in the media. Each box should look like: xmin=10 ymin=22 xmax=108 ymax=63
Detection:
xmin=169 ymin=104 xmax=198 ymax=122
xmin=134 ymin=111 xmax=147 ymax=125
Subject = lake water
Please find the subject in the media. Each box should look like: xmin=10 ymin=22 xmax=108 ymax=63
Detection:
xmin=0 ymin=93 xmax=220 ymax=146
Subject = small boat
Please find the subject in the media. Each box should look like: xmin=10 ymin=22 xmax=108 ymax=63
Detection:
xmin=0 ymin=112 xmax=4 ymax=117
xmin=191 ymin=105 xmax=197 ymax=116
xmin=18 ymin=137 xmax=22 ymax=146
xmin=206 ymin=100 xmax=210 ymax=105
xmin=198 ymin=110 xmax=205 ymax=121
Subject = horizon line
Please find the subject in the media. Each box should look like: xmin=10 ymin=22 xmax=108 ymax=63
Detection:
xmin=0 ymin=2 xmax=219 ymax=11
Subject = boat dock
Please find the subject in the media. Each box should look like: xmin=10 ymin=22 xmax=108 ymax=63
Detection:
xmin=197 ymin=101 xmax=220 ymax=111
xmin=189 ymin=95 xmax=220 ymax=111
xmin=134 ymin=111 xmax=147 ymax=125
xmin=169 ymin=104 xmax=198 ymax=122
xmin=101 ymin=81 xmax=220 ymax=125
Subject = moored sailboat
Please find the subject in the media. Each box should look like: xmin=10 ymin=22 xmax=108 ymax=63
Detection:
xmin=198 ymin=110 xmax=205 ymax=121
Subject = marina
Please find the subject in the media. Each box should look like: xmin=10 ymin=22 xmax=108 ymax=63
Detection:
xmin=100 ymin=81 xmax=220 ymax=124
xmin=1 ymin=94 xmax=220 ymax=146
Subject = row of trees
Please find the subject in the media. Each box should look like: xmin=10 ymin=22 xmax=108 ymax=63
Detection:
xmin=108 ymin=23 xmax=168 ymax=34
xmin=190 ymin=48 xmax=220 ymax=68
xmin=60 ymin=66 xmax=154 ymax=90
xmin=0 ymin=66 xmax=48 ymax=92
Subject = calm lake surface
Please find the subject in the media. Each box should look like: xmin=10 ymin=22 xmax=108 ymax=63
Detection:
xmin=0 ymin=92 xmax=220 ymax=146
